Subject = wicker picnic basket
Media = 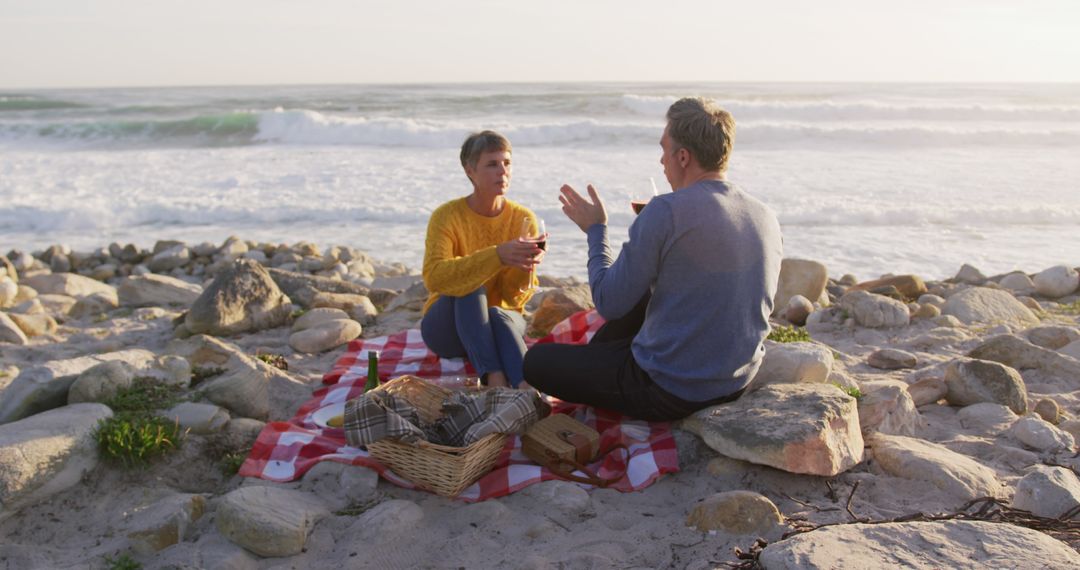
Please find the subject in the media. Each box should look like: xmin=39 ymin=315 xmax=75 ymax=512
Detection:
xmin=366 ymin=375 xmax=507 ymax=498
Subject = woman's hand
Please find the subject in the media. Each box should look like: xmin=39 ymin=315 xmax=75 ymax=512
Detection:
xmin=496 ymin=237 xmax=545 ymax=272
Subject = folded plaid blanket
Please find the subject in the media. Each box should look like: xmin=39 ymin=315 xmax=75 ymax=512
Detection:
xmin=239 ymin=309 xmax=680 ymax=501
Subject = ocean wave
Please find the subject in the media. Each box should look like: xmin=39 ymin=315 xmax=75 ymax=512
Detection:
xmin=621 ymin=94 xmax=1080 ymax=123
xmin=0 ymin=94 xmax=86 ymax=112
xmin=777 ymin=203 xmax=1080 ymax=228
xmin=3 ymin=107 xmax=1080 ymax=149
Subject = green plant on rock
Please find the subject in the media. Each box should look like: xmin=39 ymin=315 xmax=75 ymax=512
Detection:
xmin=95 ymin=412 xmax=184 ymax=468
xmin=255 ymin=352 xmax=289 ymax=371
xmin=832 ymin=383 xmax=863 ymax=400
xmin=103 ymin=377 xmax=184 ymax=414
xmin=1054 ymin=299 xmax=1080 ymax=315
xmin=767 ymin=325 xmax=811 ymax=343
xmin=219 ymin=451 xmax=247 ymax=476
xmin=103 ymin=553 xmax=142 ymax=570
xmin=290 ymin=308 xmax=307 ymax=320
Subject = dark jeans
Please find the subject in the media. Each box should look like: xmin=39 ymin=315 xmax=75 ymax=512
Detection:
xmin=523 ymin=293 xmax=742 ymax=421
xmin=421 ymin=287 xmax=527 ymax=387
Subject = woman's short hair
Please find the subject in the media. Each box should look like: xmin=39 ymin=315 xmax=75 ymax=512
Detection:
xmin=665 ymin=98 xmax=736 ymax=172
xmin=460 ymin=130 xmax=512 ymax=170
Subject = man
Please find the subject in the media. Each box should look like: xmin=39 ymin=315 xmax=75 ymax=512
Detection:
xmin=522 ymin=97 xmax=782 ymax=420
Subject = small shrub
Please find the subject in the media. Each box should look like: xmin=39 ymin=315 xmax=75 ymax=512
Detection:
xmin=219 ymin=451 xmax=247 ymax=476
xmin=255 ymin=352 xmax=289 ymax=371
xmin=96 ymin=412 xmax=184 ymax=468
xmin=103 ymin=553 xmax=142 ymax=570
xmin=190 ymin=366 xmax=227 ymax=387
xmin=767 ymin=325 xmax=811 ymax=343
xmin=832 ymin=383 xmax=863 ymax=399
xmin=290 ymin=308 xmax=307 ymax=320
xmin=1054 ymin=300 xmax=1080 ymax=315
xmin=104 ymin=377 xmax=183 ymax=413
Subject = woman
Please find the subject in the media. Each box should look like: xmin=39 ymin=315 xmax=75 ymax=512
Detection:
xmin=420 ymin=131 xmax=543 ymax=388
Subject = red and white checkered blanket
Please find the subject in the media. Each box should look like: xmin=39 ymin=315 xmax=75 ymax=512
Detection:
xmin=239 ymin=309 xmax=680 ymax=501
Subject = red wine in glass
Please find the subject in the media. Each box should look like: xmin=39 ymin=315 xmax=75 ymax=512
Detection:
xmin=632 ymin=177 xmax=660 ymax=215
xmin=630 ymin=201 xmax=647 ymax=215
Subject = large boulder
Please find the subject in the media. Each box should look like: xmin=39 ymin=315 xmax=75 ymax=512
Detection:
xmin=943 ymin=358 xmax=1028 ymax=415
xmin=0 ymin=403 xmax=112 ymax=522
xmin=941 ymin=287 xmax=1039 ymax=327
xmin=749 ymin=341 xmax=833 ymax=389
xmin=1032 ymin=265 xmax=1079 ymax=298
xmin=527 ymin=284 xmax=594 ymax=338
xmin=758 ymin=520 xmax=1080 ymax=569
xmin=66 ymin=361 xmax=136 ymax=404
xmin=869 ymin=433 xmax=1002 ymax=501
xmin=265 ymin=267 xmax=370 ymax=308
xmin=968 ymin=334 xmax=1080 ymax=379
xmin=216 ymin=486 xmax=330 ymax=558
xmin=0 ymin=349 xmax=166 ymax=424
xmin=19 ymin=273 xmax=117 ymax=301
xmin=682 ymin=384 xmax=863 ymax=476
xmin=1010 ymin=416 xmax=1075 ymax=452
xmin=1012 ymin=466 xmax=1080 ymax=519
xmin=288 ymin=318 xmax=361 ymax=354
xmin=118 ymin=274 xmax=203 ymax=307
xmin=185 ymin=259 xmax=292 ymax=336
xmin=772 ymin=259 xmax=827 ymax=317
xmin=838 ymin=290 xmax=909 ymax=328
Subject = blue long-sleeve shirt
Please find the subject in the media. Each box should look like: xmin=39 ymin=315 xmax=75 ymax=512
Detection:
xmin=586 ymin=179 xmax=783 ymax=401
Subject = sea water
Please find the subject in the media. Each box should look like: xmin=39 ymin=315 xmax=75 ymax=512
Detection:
xmin=1 ymin=82 xmax=1078 ymax=281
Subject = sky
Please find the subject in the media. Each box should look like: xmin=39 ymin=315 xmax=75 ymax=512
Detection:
xmin=2 ymin=0 xmax=1080 ymax=88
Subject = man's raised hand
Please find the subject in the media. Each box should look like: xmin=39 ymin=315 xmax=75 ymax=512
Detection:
xmin=559 ymin=184 xmax=607 ymax=232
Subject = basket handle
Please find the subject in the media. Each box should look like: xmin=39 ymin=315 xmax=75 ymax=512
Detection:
xmin=544 ymin=443 xmax=630 ymax=488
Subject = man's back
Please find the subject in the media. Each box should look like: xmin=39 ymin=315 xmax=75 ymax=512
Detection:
xmin=590 ymin=179 xmax=782 ymax=402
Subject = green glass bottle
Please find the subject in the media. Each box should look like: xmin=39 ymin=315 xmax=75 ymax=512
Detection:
xmin=364 ymin=350 xmax=380 ymax=392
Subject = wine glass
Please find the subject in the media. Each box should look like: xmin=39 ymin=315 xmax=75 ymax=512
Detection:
xmin=519 ymin=217 xmax=546 ymax=293
xmin=632 ymin=177 xmax=660 ymax=215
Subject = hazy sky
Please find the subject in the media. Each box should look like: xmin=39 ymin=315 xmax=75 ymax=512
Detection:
xmin=2 ymin=0 xmax=1079 ymax=88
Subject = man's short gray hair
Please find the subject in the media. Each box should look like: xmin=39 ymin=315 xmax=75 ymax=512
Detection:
xmin=665 ymin=98 xmax=735 ymax=173
xmin=460 ymin=130 xmax=512 ymax=170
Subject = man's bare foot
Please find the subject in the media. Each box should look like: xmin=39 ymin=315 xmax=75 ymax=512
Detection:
xmin=485 ymin=371 xmax=509 ymax=388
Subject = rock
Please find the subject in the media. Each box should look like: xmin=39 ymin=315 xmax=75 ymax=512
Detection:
xmin=519 ymin=480 xmax=591 ymax=518
xmin=185 ymin=259 xmax=292 ymax=336
xmin=265 ymin=267 xmax=370 ymax=308
xmin=0 ymin=256 xmax=16 ymax=282
xmin=383 ymin=280 xmax=429 ymax=313
xmin=310 ymin=291 xmax=377 ymax=325
xmin=160 ymin=402 xmax=230 ymax=434
xmin=867 ymin=348 xmax=917 ymax=370
xmin=148 ymin=244 xmax=191 ymax=273
xmin=118 ymin=274 xmax=203 ymax=307
xmin=749 ymin=341 xmax=833 ymax=389
xmin=758 ymin=520 xmax=1080 ymax=569
xmin=10 ymin=298 xmax=43 ymax=315
xmin=66 ymin=360 xmax=136 ymax=404
xmin=1010 ymin=416 xmax=1075 ymax=452
xmin=1061 ymin=339 xmax=1080 ymax=360
xmin=7 ymin=312 xmax=57 ymax=337
xmin=126 ymin=493 xmax=207 ymax=555
xmin=1012 ymin=466 xmax=1080 ymax=519
xmin=968 ymin=334 xmax=1080 ymax=380
xmin=943 ymin=358 xmax=1028 ymax=415
xmin=170 ymin=335 xmax=308 ymax=421
xmin=292 ymin=307 xmax=349 ymax=331
xmin=215 ymin=486 xmax=330 ymax=558
xmin=20 ymin=272 xmax=117 ymax=300
xmin=931 ymin=314 xmax=963 ymax=328
xmin=69 ymin=291 xmax=119 ymax=319
xmin=686 ymin=491 xmax=783 ymax=535
xmin=36 ymin=294 xmax=77 ymax=316
xmin=857 ymin=380 xmax=921 ymax=437
xmin=13 ymin=285 xmax=36 ymax=305
xmin=218 ymin=418 xmax=267 ymax=451
xmin=869 ymin=433 xmax=1002 ymax=501
xmin=772 ymin=259 xmax=827 ymax=317
xmin=917 ymin=293 xmax=946 ymax=308
xmin=527 ymin=284 xmax=594 ymax=337
xmin=0 ymin=312 xmax=29 ymax=345
xmin=999 ymin=272 xmax=1035 ymax=295
xmin=682 ymin=384 xmax=863 ymax=476
xmin=0 ymin=349 xmax=181 ymax=424
xmin=1033 ymin=265 xmax=1079 ymax=298
xmin=1061 ymin=420 xmax=1080 ymax=443
xmin=1033 ymin=398 xmax=1061 ymax=424
xmin=298 ymin=461 xmax=379 ymax=510
xmin=912 ymin=303 xmax=940 ymax=319
xmin=941 ymin=287 xmax=1038 ymax=327
xmin=955 ymin=263 xmax=987 ymax=284
xmin=907 ymin=377 xmax=947 ymax=406
xmin=1026 ymin=325 xmax=1080 ymax=349
xmin=0 ymin=403 xmax=112 ymax=522
xmin=849 ymin=274 xmax=927 ymax=301
xmin=0 ymin=277 xmax=16 ymax=308
xmin=783 ymin=294 xmax=813 ymax=326
xmin=288 ymin=319 xmax=361 ymax=354
xmin=838 ymin=290 xmax=910 ymax=328
xmin=957 ymin=403 xmax=1018 ymax=435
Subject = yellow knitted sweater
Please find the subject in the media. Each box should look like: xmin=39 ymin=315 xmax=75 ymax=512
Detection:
xmin=422 ymin=197 xmax=539 ymax=314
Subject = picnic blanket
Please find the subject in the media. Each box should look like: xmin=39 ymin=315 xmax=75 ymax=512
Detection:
xmin=239 ymin=309 xmax=680 ymax=501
